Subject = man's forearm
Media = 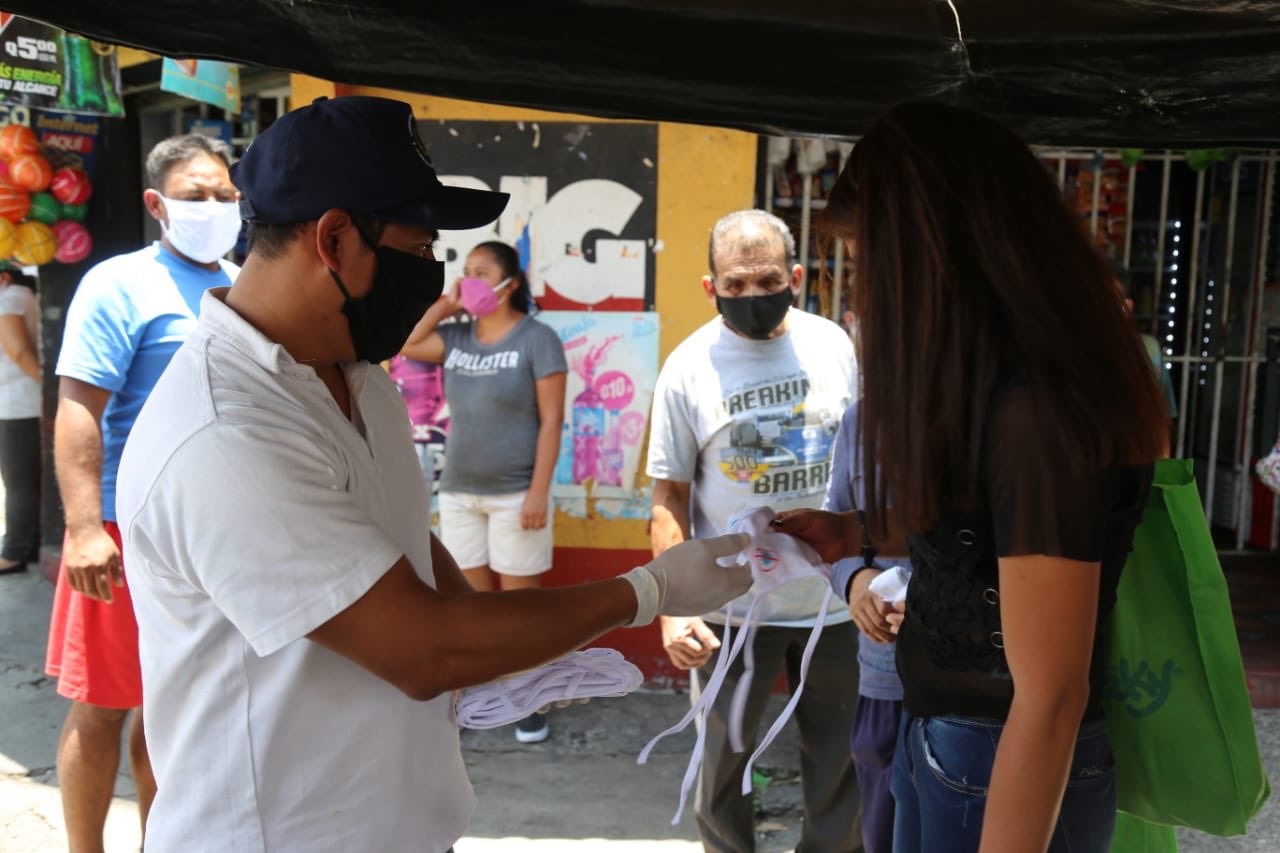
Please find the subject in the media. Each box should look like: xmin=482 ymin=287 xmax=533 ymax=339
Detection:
xmin=429 ymin=533 xmax=474 ymax=596
xmin=54 ymin=402 xmax=105 ymax=534
xmin=650 ymin=501 xmax=690 ymax=557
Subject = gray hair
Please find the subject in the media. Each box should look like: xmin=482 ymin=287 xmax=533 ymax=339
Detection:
xmin=145 ymin=134 xmax=234 ymax=190
xmin=707 ymin=209 xmax=797 ymax=275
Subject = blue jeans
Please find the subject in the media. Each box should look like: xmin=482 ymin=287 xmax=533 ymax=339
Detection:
xmin=891 ymin=714 xmax=1116 ymax=853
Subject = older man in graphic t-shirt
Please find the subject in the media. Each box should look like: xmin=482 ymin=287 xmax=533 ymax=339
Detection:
xmin=647 ymin=209 xmax=863 ymax=852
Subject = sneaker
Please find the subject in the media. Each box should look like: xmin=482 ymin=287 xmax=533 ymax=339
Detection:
xmin=1257 ymin=445 xmax=1280 ymax=497
xmin=515 ymin=712 xmax=549 ymax=744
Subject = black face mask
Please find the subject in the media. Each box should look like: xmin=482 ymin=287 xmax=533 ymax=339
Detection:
xmin=715 ymin=288 xmax=794 ymax=340
xmin=330 ymin=237 xmax=445 ymax=363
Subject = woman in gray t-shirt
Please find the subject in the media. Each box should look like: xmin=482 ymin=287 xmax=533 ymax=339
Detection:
xmin=401 ymin=242 xmax=569 ymax=740
xmin=403 ymin=240 xmax=568 ymax=588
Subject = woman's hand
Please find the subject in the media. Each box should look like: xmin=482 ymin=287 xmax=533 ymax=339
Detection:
xmin=401 ymin=282 xmax=464 ymax=362
xmin=886 ymin=599 xmax=906 ymax=635
xmin=521 ymin=490 xmax=549 ymax=530
xmin=437 ymin=279 xmax=465 ymax=316
xmin=770 ymin=509 xmax=855 ymax=564
xmin=848 ymin=569 xmax=896 ymax=643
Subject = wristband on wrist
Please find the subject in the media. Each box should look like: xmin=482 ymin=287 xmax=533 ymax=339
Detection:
xmin=846 ymin=564 xmax=880 ymax=600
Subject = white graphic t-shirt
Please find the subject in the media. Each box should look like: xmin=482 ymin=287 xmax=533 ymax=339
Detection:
xmin=647 ymin=308 xmax=858 ymax=627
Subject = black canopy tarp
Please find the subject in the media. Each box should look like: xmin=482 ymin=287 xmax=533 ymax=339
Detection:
xmin=9 ymin=1 xmax=1280 ymax=146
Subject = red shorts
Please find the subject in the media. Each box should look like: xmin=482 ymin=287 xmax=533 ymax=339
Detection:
xmin=45 ymin=522 xmax=142 ymax=709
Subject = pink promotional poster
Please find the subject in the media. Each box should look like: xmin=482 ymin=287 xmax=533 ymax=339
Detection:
xmin=540 ymin=310 xmax=658 ymax=517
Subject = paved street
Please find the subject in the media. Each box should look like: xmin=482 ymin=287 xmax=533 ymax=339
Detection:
xmin=2 ymin=567 xmax=1277 ymax=851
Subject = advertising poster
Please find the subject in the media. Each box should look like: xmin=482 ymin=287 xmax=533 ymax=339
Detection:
xmin=387 ymin=354 xmax=451 ymax=534
xmin=31 ymin=110 xmax=102 ymax=176
xmin=0 ymin=15 xmax=123 ymax=116
xmin=539 ymin=311 xmax=659 ymax=516
xmin=160 ymin=58 xmax=241 ymax=114
xmin=416 ymin=120 xmax=658 ymax=311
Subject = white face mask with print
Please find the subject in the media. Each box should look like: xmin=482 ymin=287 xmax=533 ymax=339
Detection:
xmin=159 ymin=197 xmax=242 ymax=264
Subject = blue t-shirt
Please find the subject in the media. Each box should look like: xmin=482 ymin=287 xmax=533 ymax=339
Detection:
xmin=56 ymin=243 xmax=238 ymax=520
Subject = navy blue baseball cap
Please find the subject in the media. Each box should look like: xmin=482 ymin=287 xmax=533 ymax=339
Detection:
xmin=233 ymin=96 xmax=509 ymax=230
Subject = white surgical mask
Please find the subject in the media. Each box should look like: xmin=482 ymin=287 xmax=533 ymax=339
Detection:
xmin=159 ymin=196 xmax=242 ymax=264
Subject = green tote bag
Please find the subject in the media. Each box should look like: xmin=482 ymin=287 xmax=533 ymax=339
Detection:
xmin=1104 ymin=458 xmax=1270 ymax=837
xmin=1111 ymin=814 xmax=1177 ymax=853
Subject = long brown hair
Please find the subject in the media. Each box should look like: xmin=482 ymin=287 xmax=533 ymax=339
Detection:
xmin=819 ymin=102 xmax=1167 ymax=538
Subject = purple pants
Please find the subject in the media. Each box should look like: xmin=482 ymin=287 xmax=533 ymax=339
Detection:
xmin=849 ymin=695 xmax=902 ymax=853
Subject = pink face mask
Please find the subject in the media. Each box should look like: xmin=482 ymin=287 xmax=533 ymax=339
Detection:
xmin=459 ymin=276 xmax=513 ymax=316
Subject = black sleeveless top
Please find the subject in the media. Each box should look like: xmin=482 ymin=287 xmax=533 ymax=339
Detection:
xmin=896 ymin=384 xmax=1152 ymax=721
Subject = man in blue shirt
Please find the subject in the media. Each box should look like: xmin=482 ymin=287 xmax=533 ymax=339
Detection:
xmin=46 ymin=133 xmax=241 ymax=852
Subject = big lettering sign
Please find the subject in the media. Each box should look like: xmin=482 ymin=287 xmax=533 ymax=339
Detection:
xmin=419 ymin=121 xmax=657 ymax=312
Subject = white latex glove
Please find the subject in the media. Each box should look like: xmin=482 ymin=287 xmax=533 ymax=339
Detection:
xmin=620 ymin=533 xmax=752 ymax=627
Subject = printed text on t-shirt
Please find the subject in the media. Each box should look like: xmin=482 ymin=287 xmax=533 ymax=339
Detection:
xmin=715 ymin=373 xmax=842 ymax=498
xmin=444 ymin=349 xmax=521 ymax=375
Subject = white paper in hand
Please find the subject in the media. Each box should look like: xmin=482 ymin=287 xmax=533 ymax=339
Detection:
xmin=867 ymin=564 xmax=912 ymax=605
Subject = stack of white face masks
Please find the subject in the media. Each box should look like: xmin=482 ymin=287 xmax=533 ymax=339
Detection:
xmin=455 ymin=648 xmax=643 ymax=730
xmin=637 ymin=507 xmax=833 ymax=825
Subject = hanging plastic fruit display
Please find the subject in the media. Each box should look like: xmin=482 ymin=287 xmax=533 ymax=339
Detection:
xmin=50 ymin=167 xmax=92 ymax=206
xmin=12 ymin=221 xmax=56 ymax=266
xmin=59 ymin=201 xmax=88 ymax=222
xmin=0 ymin=125 xmax=40 ymax=161
xmin=27 ymin=192 xmax=60 ymax=225
xmin=0 ymin=124 xmax=96 ymax=266
xmin=0 ymin=218 xmax=16 ymax=259
xmin=52 ymin=220 xmax=92 ymax=264
xmin=0 ymin=184 xmax=31 ymax=224
xmin=9 ymin=153 xmax=53 ymax=192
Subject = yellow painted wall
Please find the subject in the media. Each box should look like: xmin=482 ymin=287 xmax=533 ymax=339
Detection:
xmin=117 ymin=47 xmax=158 ymax=68
xmin=290 ymin=76 xmax=757 ymax=550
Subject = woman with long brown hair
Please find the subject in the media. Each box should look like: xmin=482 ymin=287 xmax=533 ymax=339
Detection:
xmin=777 ymin=102 xmax=1167 ymax=852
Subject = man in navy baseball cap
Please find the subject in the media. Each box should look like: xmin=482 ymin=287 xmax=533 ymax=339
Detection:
xmin=234 ymin=95 xmax=507 ymax=230
xmin=226 ymin=95 xmax=509 ymax=367
xmin=113 ymin=93 xmax=754 ymax=853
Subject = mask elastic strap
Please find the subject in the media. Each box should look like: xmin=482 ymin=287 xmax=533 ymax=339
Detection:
xmin=331 ymin=216 xmax=382 ymax=303
xmin=329 ymin=269 xmax=355 ymax=302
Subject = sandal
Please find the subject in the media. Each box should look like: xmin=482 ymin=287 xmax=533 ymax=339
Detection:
xmin=0 ymin=558 xmax=27 ymax=575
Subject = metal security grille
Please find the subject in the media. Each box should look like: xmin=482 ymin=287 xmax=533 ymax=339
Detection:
xmin=763 ymin=140 xmax=1280 ymax=552
xmin=1036 ymin=150 xmax=1278 ymax=551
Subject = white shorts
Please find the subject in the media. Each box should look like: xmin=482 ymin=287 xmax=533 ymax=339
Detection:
xmin=438 ymin=490 xmax=553 ymax=577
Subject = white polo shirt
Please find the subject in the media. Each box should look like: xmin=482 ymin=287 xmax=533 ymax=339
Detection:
xmin=117 ymin=289 xmax=474 ymax=852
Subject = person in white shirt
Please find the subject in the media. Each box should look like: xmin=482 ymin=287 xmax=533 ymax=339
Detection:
xmin=646 ymin=209 xmax=863 ymax=851
xmin=115 ymin=95 xmax=751 ymax=853
xmin=0 ymin=267 xmax=41 ymax=574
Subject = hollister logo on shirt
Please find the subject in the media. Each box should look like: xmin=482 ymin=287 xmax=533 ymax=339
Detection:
xmin=443 ymin=349 xmax=521 ymax=375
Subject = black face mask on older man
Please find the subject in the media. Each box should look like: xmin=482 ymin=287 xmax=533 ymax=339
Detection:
xmin=715 ymin=288 xmax=794 ymax=340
